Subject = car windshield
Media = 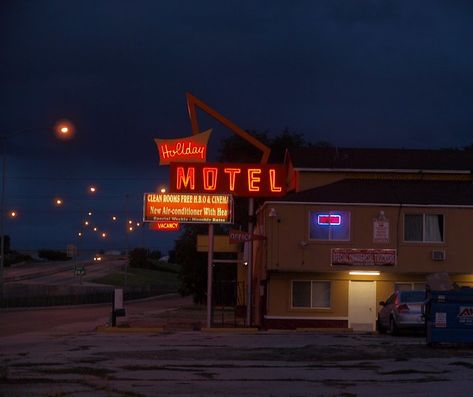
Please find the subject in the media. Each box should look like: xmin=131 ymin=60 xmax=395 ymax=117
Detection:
xmin=400 ymin=290 xmax=425 ymax=303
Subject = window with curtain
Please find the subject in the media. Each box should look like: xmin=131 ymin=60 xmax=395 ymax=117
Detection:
xmin=404 ymin=214 xmax=444 ymax=242
xmin=311 ymin=281 xmax=331 ymax=308
xmin=292 ymin=281 xmax=311 ymax=308
xmin=292 ymin=280 xmax=331 ymax=308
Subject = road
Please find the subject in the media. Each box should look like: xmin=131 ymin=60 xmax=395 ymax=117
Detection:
xmin=2 ymin=315 xmax=473 ymax=396
xmin=4 ymin=258 xmax=126 ymax=286
xmin=0 ymin=294 xmax=192 ymax=336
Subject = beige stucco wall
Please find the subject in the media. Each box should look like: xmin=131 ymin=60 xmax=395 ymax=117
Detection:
xmin=252 ymin=167 xmax=473 ymax=323
xmin=261 ymin=203 xmax=473 ymax=274
xmin=266 ymin=271 xmax=473 ymax=319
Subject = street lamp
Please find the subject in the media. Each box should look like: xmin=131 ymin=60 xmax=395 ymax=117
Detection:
xmin=0 ymin=121 xmax=74 ymax=299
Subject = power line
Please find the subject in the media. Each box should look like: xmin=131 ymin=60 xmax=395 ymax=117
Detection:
xmin=9 ymin=176 xmax=166 ymax=181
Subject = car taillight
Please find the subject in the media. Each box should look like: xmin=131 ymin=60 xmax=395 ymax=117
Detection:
xmin=397 ymin=303 xmax=409 ymax=312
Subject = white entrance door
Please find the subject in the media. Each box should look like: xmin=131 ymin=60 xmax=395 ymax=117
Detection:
xmin=348 ymin=281 xmax=376 ymax=331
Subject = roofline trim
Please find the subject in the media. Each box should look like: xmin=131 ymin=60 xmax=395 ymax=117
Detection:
xmin=262 ymin=201 xmax=473 ymax=209
xmin=293 ymin=167 xmax=472 ymax=174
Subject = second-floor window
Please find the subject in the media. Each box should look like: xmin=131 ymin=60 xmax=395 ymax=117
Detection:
xmin=404 ymin=214 xmax=444 ymax=242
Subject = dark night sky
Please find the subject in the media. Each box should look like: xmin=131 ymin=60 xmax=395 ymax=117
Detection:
xmin=1 ymin=0 xmax=473 ymax=253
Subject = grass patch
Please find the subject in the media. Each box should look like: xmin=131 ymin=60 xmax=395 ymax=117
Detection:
xmin=90 ymin=267 xmax=179 ymax=289
xmin=149 ymin=260 xmax=180 ymax=273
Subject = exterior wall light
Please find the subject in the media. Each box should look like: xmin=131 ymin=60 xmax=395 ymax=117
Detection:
xmin=349 ymin=271 xmax=380 ymax=276
xmin=269 ymin=208 xmax=278 ymax=218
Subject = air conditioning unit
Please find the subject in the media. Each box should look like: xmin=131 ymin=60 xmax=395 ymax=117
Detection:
xmin=432 ymin=250 xmax=446 ymax=261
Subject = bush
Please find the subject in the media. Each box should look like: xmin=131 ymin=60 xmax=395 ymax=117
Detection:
xmin=129 ymin=248 xmax=153 ymax=269
xmin=148 ymin=250 xmax=162 ymax=260
xmin=38 ymin=250 xmax=71 ymax=261
xmin=5 ymin=251 xmax=32 ymax=267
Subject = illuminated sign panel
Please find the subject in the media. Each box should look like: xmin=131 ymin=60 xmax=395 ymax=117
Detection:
xmin=169 ymin=162 xmax=286 ymax=197
xmin=317 ymin=214 xmax=341 ymax=226
xmin=310 ymin=211 xmax=350 ymax=241
xmin=143 ymin=193 xmax=233 ymax=224
xmin=149 ymin=221 xmax=181 ymax=231
xmin=331 ymin=249 xmax=396 ymax=267
xmin=154 ymin=129 xmax=211 ymax=165
xmin=229 ymin=229 xmax=266 ymax=243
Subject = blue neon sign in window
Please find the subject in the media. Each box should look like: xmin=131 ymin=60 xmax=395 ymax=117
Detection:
xmin=310 ymin=211 xmax=350 ymax=241
xmin=317 ymin=214 xmax=342 ymax=226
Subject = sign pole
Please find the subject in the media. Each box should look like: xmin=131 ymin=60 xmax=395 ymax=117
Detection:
xmin=246 ymin=198 xmax=254 ymax=327
xmin=207 ymin=223 xmax=214 ymax=328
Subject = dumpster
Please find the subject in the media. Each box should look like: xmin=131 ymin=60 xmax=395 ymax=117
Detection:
xmin=425 ymin=288 xmax=473 ymax=344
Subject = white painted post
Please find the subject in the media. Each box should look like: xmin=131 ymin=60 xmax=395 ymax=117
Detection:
xmin=246 ymin=198 xmax=254 ymax=326
xmin=207 ymin=223 xmax=214 ymax=328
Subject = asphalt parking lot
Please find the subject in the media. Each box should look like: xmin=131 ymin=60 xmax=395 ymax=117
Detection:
xmin=2 ymin=327 xmax=473 ymax=397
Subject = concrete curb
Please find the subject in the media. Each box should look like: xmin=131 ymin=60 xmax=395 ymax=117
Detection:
xmin=201 ymin=327 xmax=259 ymax=333
xmin=295 ymin=327 xmax=354 ymax=333
xmin=96 ymin=326 xmax=166 ymax=333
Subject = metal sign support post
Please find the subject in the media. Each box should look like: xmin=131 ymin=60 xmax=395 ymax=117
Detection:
xmin=207 ymin=223 xmax=214 ymax=328
xmin=246 ymin=198 xmax=254 ymax=327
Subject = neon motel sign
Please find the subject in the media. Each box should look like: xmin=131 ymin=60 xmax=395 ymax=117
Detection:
xmin=149 ymin=221 xmax=181 ymax=231
xmin=154 ymin=129 xmax=212 ymax=165
xmin=169 ymin=162 xmax=286 ymax=197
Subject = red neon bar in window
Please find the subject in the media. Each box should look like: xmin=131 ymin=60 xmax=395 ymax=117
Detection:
xmin=317 ymin=214 xmax=342 ymax=226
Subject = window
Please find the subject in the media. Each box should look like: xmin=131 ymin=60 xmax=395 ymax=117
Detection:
xmin=404 ymin=214 xmax=444 ymax=242
xmin=395 ymin=282 xmax=426 ymax=292
xmin=309 ymin=211 xmax=350 ymax=241
xmin=292 ymin=281 xmax=331 ymax=308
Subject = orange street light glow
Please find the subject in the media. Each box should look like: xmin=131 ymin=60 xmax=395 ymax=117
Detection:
xmin=160 ymin=187 xmax=166 ymax=193
xmin=136 ymin=222 xmax=140 ymax=227
xmin=101 ymin=232 xmax=107 ymax=238
xmin=128 ymin=226 xmax=134 ymax=232
xmin=128 ymin=220 xmax=133 ymax=224
xmin=55 ymin=198 xmax=63 ymax=206
xmin=112 ymin=216 xmax=117 ymax=221
xmin=93 ymin=227 xmax=98 ymax=232
xmin=54 ymin=119 xmax=75 ymax=139
xmin=84 ymin=221 xmax=89 ymax=226
xmin=9 ymin=211 xmax=17 ymax=218
xmin=78 ymin=232 xmax=82 ymax=237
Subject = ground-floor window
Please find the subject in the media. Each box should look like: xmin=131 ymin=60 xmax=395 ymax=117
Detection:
xmin=292 ymin=280 xmax=331 ymax=308
xmin=395 ymin=282 xmax=425 ymax=291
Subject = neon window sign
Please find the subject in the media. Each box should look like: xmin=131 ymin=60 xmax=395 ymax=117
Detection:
xmin=310 ymin=210 xmax=350 ymax=241
xmin=317 ymin=214 xmax=342 ymax=226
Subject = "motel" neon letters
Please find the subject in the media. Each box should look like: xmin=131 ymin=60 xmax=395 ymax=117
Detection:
xmin=170 ymin=162 xmax=287 ymax=197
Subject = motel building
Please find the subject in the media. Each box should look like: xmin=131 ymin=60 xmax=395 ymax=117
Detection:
xmin=249 ymin=147 xmax=473 ymax=331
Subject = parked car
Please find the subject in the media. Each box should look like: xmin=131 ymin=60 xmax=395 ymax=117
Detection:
xmin=377 ymin=290 xmax=426 ymax=335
